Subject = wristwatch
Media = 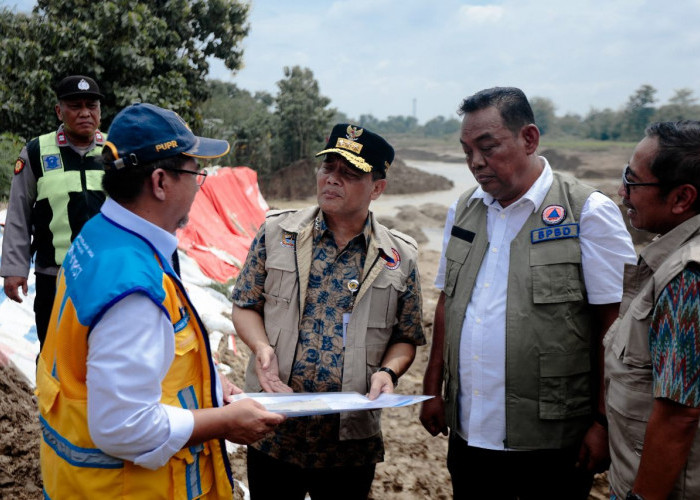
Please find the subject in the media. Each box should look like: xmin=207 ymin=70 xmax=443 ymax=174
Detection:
xmin=378 ymin=367 xmax=398 ymax=387
xmin=625 ymin=491 xmax=644 ymax=500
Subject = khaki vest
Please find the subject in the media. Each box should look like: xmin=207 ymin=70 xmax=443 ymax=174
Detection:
xmin=244 ymin=206 xmax=419 ymax=440
xmin=605 ymin=214 xmax=700 ymax=499
xmin=443 ymin=172 xmax=595 ymax=449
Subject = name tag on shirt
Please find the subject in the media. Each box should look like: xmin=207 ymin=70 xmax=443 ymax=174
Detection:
xmin=530 ymin=223 xmax=580 ymax=244
xmin=342 ymin=312 xmax=351 ymax=347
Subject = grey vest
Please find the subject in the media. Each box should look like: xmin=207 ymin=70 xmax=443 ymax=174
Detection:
xmin=244 ymin=206 xmax=420 ymax=440
xmin=605 ymin=214 xmax=700 ymax=499
xmin=443 ymin=172 xmax=596 ymax=449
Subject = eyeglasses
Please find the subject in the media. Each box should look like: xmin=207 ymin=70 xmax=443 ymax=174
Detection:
xmin=163 ymin=167 xmax=208 ymax=186
xmin=622 ymin=165 xmax=661 ymax=196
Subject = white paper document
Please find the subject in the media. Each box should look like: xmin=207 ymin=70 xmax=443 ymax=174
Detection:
xmin=229 ymin=392 xmax=433 ymax=417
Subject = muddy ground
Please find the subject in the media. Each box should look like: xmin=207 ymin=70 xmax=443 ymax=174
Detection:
xmin=0 ymin=144 xmax=638 ymax=499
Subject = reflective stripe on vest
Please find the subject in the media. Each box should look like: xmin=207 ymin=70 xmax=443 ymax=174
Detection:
xmin=40 ymin=415 xmax=124 ymax=469
xmin=35 ymin=132 xmax=104 ymax=265
xmin=178 ymin=386 xmax=206 ymax=499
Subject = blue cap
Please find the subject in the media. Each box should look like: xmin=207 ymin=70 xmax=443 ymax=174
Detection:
xmin=104 ymin=103 xmax=230 ymax=169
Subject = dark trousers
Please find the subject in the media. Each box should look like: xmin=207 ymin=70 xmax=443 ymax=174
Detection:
xmin=447 ymin=434 xmax=594 ymax=500
xmin=34 ymin=272 xmax=57 ymax=350
xmin=247 ymin=446 xmax=376 ymax=500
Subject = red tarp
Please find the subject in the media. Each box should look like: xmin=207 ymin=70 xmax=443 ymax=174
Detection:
xmin=177 ymin=166 xmax=268 ymax=282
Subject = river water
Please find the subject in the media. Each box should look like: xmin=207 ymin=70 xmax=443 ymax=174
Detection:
xmin=371 ymin=159 xmax=478 ymax=251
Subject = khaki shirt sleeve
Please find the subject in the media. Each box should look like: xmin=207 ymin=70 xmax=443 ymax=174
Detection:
xmin=1 ymin=146 xmax=36 ymax=278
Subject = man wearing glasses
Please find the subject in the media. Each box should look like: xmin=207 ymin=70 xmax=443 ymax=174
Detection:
xmin=605 ymin=121 xmax=700 ymax=500
xmin=36 ymin=103 xmax=284 ymax=499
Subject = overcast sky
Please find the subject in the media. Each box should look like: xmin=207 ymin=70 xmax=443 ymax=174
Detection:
xmin=4 ymin=0 xmax=700 ymax=124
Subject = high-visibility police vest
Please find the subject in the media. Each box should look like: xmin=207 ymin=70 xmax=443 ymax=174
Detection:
xmin=27 ymin=130 xmax=106 ymax=268
xmin=443 ymin=172 xmax=596 ymax=449
xmin=36 ymin=214 xmax=233 ymax=499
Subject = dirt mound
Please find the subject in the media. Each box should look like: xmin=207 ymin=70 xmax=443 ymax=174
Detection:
xmin=377 ymin=203 xmax=448 ymax=245
xmin=258 ymin=157 xmax=454 ymax=200
xmin=0 ymin=360 xmax=42 ymax=499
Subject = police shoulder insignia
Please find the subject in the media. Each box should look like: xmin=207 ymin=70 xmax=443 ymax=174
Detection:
xmin=541 ymin=204 xmax=566 ymax=225
xmin=14 ymin=158 xmax=25 ymax=175
xmin=384 ymin=248 xmax=401 ymax=270
xmin=57 ymin=131 xmax=68 ymax=146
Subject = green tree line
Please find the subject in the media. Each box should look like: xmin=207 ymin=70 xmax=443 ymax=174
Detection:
xmin=3 ymin=2 xmax=700 ymax=203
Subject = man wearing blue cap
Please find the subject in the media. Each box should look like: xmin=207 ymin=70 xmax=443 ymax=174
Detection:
xmin=36 ymin=103 xmax=285 ymax=499
xmin=1 ymin=75 xmax=107 ymax=349
xmin=232 ymin=123 xmax=426 ymax=499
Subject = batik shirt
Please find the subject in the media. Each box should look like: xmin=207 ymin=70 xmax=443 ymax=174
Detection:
xmin=232 ymin=212 xmax=424 ymax=467
xmin=650 ymin=264 xmax=700 ymax=408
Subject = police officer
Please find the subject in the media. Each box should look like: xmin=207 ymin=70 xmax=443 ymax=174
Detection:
xmin=1 ymin=75 xmax=107 ymax=349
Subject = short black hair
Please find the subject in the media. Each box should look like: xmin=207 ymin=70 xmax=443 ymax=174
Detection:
xmin=102 ymin=149 xmax=190 ymax=203
xmin=458 ymin=87 xmax=535 ymax=135
xmin=646 ymin=120 xmax=700 ymax=211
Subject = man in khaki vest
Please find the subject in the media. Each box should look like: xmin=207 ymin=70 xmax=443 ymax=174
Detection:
xmin=420 ymin=87 xmax=636 ymax=499
xmin=232 ymin=123 xmax=425 ymax=499
xmin=605 ymin=121 xmax=700 ymax=500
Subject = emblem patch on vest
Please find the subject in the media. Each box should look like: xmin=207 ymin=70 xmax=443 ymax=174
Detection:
xmin=42 ymin=154 xmax=63 ymax=171
xmin=531 ymin=223 xmax=580 ymax=244
xmin=384 ymin=248 xmax=401 ymax=270
xmin=281 ymin=232 xmax=295 ymax=247
xmin=541 ymin=204 xmax=566 ymax=225
xmin=14 ymin=158 xmax=25 ymax=175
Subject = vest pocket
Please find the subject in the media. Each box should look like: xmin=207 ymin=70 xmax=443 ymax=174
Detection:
xmin=36 ymin=359 xmax=61 ymax=415
xmin=606 ymin=378 xmax=650 ymax=456
xmin=367 ymin=279 xmax=399 ymax=330
xmin=444 ymin=238 xmax=472 ymax=297
xmin=530 ymin=245 xmax=584 ymax=304
xmin=538 ymin=351 xmax=591 ymax=419
xmin=171 ymin=442 xmax=214 ymax=499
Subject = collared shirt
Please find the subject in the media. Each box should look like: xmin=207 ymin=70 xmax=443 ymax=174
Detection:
xmin=86 ymin=198 xmax=221 ymax=470
xmin=435 ymin=159 xmax=636 ymax=449
xmin=232 ymin=211 xmax=424 ymax=467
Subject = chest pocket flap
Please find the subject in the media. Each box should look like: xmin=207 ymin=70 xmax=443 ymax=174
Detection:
xmin=530 ymin=241 xmax=584 ymax=304
xmin=444 ymin=237 xmax=472 ymax=297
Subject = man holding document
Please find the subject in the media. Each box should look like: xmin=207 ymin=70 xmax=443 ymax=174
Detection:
xmin=232 ymin=123 xmax=426 ymax=499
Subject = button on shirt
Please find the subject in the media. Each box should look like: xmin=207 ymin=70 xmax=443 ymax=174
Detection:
xmin=435 ymin=160 xmax=636 ymax=450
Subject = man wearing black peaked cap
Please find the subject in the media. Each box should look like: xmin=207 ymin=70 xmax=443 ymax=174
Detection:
xmin=1 ymin=75 xmax=107 ymax=349
xmin=232 ymin=123 xmax=426 ymax=498
xmin=37 ymin=103 xmax=284 ymax=499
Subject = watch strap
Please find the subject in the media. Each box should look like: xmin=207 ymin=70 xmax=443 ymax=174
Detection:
xmin=378 ymin=367 xmax=398 ymax=387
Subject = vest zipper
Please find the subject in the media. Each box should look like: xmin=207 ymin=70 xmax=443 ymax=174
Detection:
xmin=80 ymin=155 xmax=89 ymax=205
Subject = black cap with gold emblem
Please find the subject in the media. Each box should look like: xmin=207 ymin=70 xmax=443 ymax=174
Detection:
xmin=55 ymin=75 xmax=104 ymax=101
xmin=316 ymin=123 xmax=394 ymax=178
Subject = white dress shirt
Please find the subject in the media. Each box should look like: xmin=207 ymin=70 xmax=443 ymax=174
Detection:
xmin=434 ymin=159 xmax=636 ymax=450
xmin=86 ymin=198 xmax=222 ymax=470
